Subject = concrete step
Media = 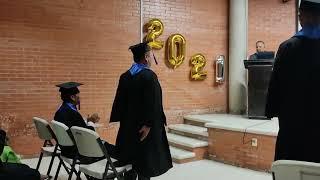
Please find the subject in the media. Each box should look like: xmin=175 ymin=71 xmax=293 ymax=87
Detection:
xmin=167 ymin=133 xmax=208 ymax=161
xmin=167 ymin=133 xmax=208 ymax=149
xmin=168 ymin=124 xmax=208 ymax=140
xmin=170 ymin=146 xmax=196 ymax=164
xmin=184 ymin=115 xmax=208 ymax=127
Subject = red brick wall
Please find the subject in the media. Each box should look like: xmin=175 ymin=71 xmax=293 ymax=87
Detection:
xmin=142 ymin=0 xmax=229 ymax=123
xmin=208 ymin=128 xmax=276 ymax=171
xmin=0 ymin=0 xmax=228 ymax=156
xmin=248 ymin=0 xmax=296 ymax=56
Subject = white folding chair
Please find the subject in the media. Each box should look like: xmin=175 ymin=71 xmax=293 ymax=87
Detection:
xmin=51 ymin=120 xmax=80 ymax=180
xmin=70 ymin=126 xmax=132 ymax=180
xmin=33 ymin=117 xmax=60 ymax=178
xmin=272 ymin=160 xmax=320 ymax=180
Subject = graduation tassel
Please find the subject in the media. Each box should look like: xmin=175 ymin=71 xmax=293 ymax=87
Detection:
xmin=153 ymin=53 xmax=158 ymax=65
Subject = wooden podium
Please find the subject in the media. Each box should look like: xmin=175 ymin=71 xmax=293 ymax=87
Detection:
xmin=244 ymin=59 xmax=274 ymax=119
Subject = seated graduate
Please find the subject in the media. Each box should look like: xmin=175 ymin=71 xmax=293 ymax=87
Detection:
xmin=54 ymin=81 xmax=117 ymax=165
xmin=54 ymin=82 xmax=100 ymax=159
xmin=0 ymin=129 xmax=48 ymax=180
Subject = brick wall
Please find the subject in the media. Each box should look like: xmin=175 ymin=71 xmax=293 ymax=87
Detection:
xmin=208 ymin=128 xmax=276 ymax=171
xmin=0 ymin=0 xmax=228 ymax=156
xmin=142 ymin=0 xmax=229 ymax=123
xmin=248 ymin=0 xmax=296 ymax=56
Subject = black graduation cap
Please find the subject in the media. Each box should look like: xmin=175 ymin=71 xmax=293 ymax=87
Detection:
xmin=56 ymin=82 xmax=83 ymax=95
xmin=129 ymin=42 xmax=158 ymax=64
xmin=129 ymin=42 xmax=151 ymax=61
xmin=300 ymin=0 xmax=320 ymax=11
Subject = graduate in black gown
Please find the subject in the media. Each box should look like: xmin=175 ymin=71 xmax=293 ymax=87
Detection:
xmin=266 ymin=0 xmax=320 ymax=162
xmin=0 ymin=129 xmax=43 ymax=180
xmin=110 ymin=42 xmax=172 ymax=180
xmin=54 ymin=82 xmax=101 ymax=159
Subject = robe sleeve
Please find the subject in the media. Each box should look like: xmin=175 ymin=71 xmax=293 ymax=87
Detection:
xmin=141 ymin=72 xmax=160 ymax=127
xmin=110 ymin=76 xmax=126 ymax=122
xmin=265 ymin=42 xmax=289 ymax=118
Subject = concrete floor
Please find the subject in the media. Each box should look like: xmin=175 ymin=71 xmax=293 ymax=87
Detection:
xmin=22 ymin=157 xmax=272 ymax=180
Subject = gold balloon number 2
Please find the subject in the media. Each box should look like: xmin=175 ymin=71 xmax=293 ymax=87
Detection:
xmin=190 ymin=54 xmax=207 ymax=80
xmin=144 ymin=18 xmax=207 ymax=80
xmin=144 ymin=18 xmax=164 ymax=50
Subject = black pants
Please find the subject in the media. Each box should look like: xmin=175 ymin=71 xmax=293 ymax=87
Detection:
xmin=0 ymin=163 xmax=41 ymax=180
xmin=124 ymin=169 xmax=150 ymax=180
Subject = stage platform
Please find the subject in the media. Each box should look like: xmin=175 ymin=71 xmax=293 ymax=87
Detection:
xmin=168 ymin=114 xmax=278 ymax=171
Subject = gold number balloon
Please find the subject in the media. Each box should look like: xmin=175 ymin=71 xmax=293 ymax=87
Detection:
xmin=167 ymin=34 xmax=186 ymax=69
xmin=144 ymin=18 xmax=164 ymax=50
xmin=190 ymin=53 xmax=207 ymax=80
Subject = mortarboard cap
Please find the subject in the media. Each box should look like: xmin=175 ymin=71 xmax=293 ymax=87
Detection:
xmin=56 ymin=82 xmax=83 ymax=95
xmin=300 ymin=0 xmax=320 ymax=11
xmin=129 ymin=42 xmax=151 ymax=63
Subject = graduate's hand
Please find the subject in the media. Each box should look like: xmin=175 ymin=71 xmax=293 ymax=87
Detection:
xmin=139 ymin=125 xmax=151 ymax=141
xmin=87 ymin=113 xmax=100 ymax=123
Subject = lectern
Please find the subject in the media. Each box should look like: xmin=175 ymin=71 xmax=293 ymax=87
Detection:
xmin=244 ymin=59 xmax=274 ymax=119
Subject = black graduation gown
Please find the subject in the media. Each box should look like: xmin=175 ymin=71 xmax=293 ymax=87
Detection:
xmin=110 ymin=69 xmax=172 ymax=177
xmin=266 ymin=36 xmax=320 ymax=162
xmin=54 ymin=103 xmax=95 ymax=158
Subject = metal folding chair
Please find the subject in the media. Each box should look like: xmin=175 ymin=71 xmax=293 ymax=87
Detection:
xmin=71 ymin=126 xmax=132 ymax=180
xmin=51 ymin=120 xmax=81 ymax=180
xmin=272 ymin=160 xmax=320 ymax=180
xmin=33 ymin=117 xmax=60 ymax=178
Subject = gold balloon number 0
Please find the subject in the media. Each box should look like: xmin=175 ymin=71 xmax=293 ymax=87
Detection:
xmin=167 ymin=34 xmax=186 ymax=69
xmin=144 ymin=18 xmax=164 ymax=50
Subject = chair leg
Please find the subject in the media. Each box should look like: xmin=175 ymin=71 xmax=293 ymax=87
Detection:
xmin=68 ymin=159 xmax=77 ymax=180
xmin=68 ymin=170 xmax=73 ymax=180
xmin=54 ymin=160 xmax=62 ymax=180
xmin=76 ymin=171 xmax=81 ymax=180
xmin=47 ymin=145 xmax=59 ymax=176
xmin=36 ymin=152 xmax=44 ymax=170
xmin=46 ymin=154 xmax=56 ymax=176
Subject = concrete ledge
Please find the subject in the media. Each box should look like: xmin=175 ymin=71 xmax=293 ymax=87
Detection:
xmin=205 ymin=119 xmax=269 ymax=132
xmin=189 ymin=114 xmax=279 ymax=136
xmin=246 ymin=119 xmax=278 ymax=136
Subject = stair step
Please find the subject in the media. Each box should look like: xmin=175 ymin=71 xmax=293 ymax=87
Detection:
xmin=184 ymin=115 xmax=207 ymax=127
xmin=169 ymin=146 xmax=195 ymax=160
xmin=167 ymin=133 xmax=208 ymax=148
xmin=168 ymin=124 xmax=208 ymax=137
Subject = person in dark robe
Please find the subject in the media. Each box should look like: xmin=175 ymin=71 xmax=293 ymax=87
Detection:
xmin=110 ymin=42 xmax=172 ymax=180
xmin=53 ymin=82 xmax=115 ymax=162
xmin=0 ymin=129 xmax=46 ymax=180
xmin=265 ymin=0 xmax=320 ymax=162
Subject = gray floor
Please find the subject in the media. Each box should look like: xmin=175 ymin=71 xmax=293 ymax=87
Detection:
xmin=22 ymin=157 xmax=272 ymax=180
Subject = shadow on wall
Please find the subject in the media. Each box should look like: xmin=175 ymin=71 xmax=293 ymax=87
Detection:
xmin=240 ymin=83 xmax=247 ymax=115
